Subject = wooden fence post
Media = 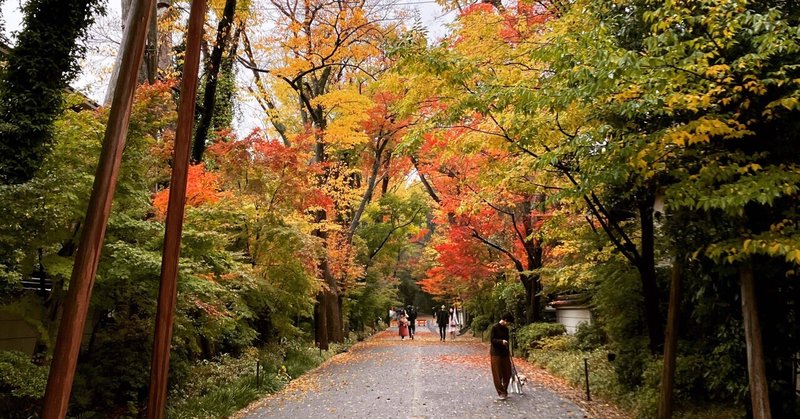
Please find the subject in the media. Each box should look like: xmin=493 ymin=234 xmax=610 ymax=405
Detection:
xmin=658 ymin=257 xmax=682 ymax=419
xmin=740 ymin=261 xmax=772 ymax=419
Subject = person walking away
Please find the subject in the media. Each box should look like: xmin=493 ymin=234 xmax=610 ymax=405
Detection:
xmin=490 ymin=313 xmax=515 ymax=400
xmin=435 ymin=305 xmax=449 ymax=342
xmin=448 ymin=308 xmax=458 ymax=340
xmin=398 ymin=311 xmax=410 ymax=340
xmin=406 ymin=305 xmax=418 ymax=340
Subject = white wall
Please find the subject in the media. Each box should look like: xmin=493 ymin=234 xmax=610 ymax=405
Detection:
xmin=555 ymin=307 xmax=592 ymax=335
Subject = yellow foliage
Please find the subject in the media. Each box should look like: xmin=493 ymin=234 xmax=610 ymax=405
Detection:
xmin=311 ymin=89 xmax=373 ymax=147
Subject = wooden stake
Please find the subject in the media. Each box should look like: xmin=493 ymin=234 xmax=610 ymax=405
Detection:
xmin=658 ymin=257 xmax=682 ymax=419
xmin=145 ymin=0 xmax=206 ymax=417
xmin=41 ymin=1 xmax=155 ymax=417
xmin=740 ymin=261 xmax=772 ymax=419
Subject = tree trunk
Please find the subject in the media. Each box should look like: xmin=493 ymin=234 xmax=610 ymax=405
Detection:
xmin=520 ymin=199 xmax=543 ymax=323
xmin=658 ymin=257 xmax=682 ymax=419
xmin=156 ymin=2 xmax=174 ymax=73
xmin=105 ymin=0 xmax=157 ymax=105
xmin=191 ymin=0 xmax=237 ymax=163
xmin=638 ymin=193 xmax=664 ymax=353
xmin=143 ymin=0 xmax=158 ymax=83
xmin=314 ymin=292 xmax=329 ymax=350
xmin=380 ymin=152 xmax=392 ymax=196
xmin=521 ymin=274 xmax=541 ymax=323
xmin=740 ymin=261 xmax=772 ymax=419
xmin=348 ymin=139 xmax=386 ymax=237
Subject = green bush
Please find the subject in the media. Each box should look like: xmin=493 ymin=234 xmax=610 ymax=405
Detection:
xmin=0 ymin=350 xmax=48 ymax=418
xmin=471 ymin=314 xmax=491 ymax=336
xmin=516 ymin=322 xmax=566 ymax=349
xmin=167 ymin=347 xmax=290 ymax=418
xmin=283 ymin=343 xmax=325 ymax=379
xmin=612 ymin=338 xmax=650 ymax=389
xmin=571 ymin=322 xmax=607 ymax=351
xmin=168 ymin=376 xmax=265 ymax=419
xmin=527 ymin=347 xmax=744 ymax=418
xmin=540 ymin=335 xmax=576 ymax=351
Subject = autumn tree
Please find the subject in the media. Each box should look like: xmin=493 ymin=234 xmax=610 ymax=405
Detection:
xmin=240 ymin=0 xmax=407 ymax=349
xmin=388 ymin=2 xmax=562 ymax=322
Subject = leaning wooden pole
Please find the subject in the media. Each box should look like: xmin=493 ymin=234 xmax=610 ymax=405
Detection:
xmin=41 ymin=1 xmax=155 ymax=417
xmin=145 ymin=0 xmax=206 ymax=417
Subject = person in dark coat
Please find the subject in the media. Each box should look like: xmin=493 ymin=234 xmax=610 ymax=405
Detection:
xmin=435 ymin=304 xmax=449 ymax=342
xmin=490 ymin=313 xmax=515 ymax=400
xmin=406 ymin=305 xmax=418 ymax=340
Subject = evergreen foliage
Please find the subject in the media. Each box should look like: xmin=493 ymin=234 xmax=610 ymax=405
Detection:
xmin=0 ymin=0 xmax=104 ymax=184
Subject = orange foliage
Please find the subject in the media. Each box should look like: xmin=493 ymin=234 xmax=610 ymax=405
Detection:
xmin=152 ymin=164 xmax=223 ymax=219
xmin=208 ymin=129 xmax=313 ymax=211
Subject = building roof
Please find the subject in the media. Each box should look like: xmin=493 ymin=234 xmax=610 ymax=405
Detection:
xmin=548 ymin=293 xmax=591 ymax=308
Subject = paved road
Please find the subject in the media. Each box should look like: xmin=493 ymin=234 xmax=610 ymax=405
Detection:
xmin=239 ymin=319 xmax=588 ymax=419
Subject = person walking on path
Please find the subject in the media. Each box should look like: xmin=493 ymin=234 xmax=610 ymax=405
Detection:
xmin=406 ymin=305 xmax=418 ymax=340
xmin=490 ymin=313 xmax=515 ymax=401
xmin=398 ymin=311 xmax=410 ymax=340
xmin=448 ymin=307 xmax=459 ymax=340
xmin=435 ymin=305 xmax=449 ymax=342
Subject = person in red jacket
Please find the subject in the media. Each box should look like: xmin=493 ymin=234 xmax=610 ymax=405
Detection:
xmin=490 ymin=313 xmax=515 ymax=400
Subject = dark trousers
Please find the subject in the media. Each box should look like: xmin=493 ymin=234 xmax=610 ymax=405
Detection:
xmin=491 ymin=355 xmax=512 ymax=396
xmin=409 ymin=322 xmax=416 ymax=336
xmin=438 ymin=325 xmax=447 ymax=340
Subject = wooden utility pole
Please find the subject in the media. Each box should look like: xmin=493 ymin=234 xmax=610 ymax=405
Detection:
xmin=658 ymin=257 xmax=682 ymax=419
xmin=41 ymin=1 xmax=155 ymax=417
xmin=145 ymin=0 xmax=206 ymax=417
xmin=740 ymin=261 xmax=772 ymax=419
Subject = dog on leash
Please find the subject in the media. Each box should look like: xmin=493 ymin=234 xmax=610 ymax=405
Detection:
xmin=516 ymin=373 xmax=528 ymax=386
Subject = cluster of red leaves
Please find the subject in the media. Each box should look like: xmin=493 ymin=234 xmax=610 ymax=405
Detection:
xmin=208 ymin=129 xmax=313 ymax=210
xmin=361 ymin=91 xmax=411 ymax=135
xmin=419 ymin=222 xmax=502 ymax=297
xmin=327 ymin=232 xmax=365 ymax=284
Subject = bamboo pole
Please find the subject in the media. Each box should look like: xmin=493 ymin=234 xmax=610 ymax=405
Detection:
xmin=41 ymin=1 xmax=155 ymax=417
xmin=145 ymin=0 xmax=206 ymax=417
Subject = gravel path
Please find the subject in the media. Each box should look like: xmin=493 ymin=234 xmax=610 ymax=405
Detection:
xmin=237 ymin=317 xmax=605 ymax=419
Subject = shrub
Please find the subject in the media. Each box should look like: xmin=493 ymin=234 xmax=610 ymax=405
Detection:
xmin=540 ymin=335 xmax=576 ymax=351
xmin=170 ymin=348 xmax=263 ymax=404
xmin=471 ymin=314 xmax=491 ymax=336
xmin=283 ymin=343 xmax=325 ymax=379
xmin=527 ymin=345 xmax=744 ymax=418
xmin=516 ymin=322 xmax=566 ymax=349
xmin=0 ymin=350 xmax=48 ymax=418
xmin=612 ymin=338 xmax=650 ymax=389
xmin=571 ymin=322 xmax=607 ymax=351
xmin=167 ymin=347 xmax=290 ymax=418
